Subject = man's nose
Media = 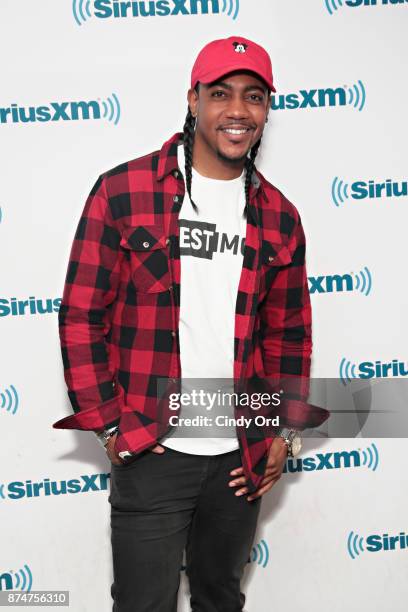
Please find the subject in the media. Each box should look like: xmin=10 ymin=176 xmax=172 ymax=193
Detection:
xmin=225 ymin=95 xmax=249 ymax=119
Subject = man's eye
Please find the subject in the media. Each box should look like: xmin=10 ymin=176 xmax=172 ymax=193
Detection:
xmin=249 ymin=94 xmax=264 ymax=102
xmin=211 ymin=91 xmax=226 ymax=98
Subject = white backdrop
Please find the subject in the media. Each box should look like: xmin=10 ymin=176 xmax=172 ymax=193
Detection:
xmin=1 ymin=0 xmax=408 ymax=610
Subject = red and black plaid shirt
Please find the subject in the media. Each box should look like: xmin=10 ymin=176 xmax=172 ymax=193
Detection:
xmin=53 ymin=132 xmax=329 ymax=493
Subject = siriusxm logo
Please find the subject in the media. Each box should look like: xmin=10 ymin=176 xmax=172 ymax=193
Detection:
xmin=309 ymin=267 xmax=372 ymax=296
xmin=347 ymin=530 xmax=408 ymax=559
xmin=1 ymin=384 xmax=19 ymax=415
xmin=283 ymin=443 xmax=379 ymax=473
xmin=325 ymin=0 xmax=408 ymax=16
xmin=332 ymin=176 xmax=408 ymax=206
xmin=0 ymin=473 xmax=110 ymax=501
xmin=340 ymin=357 xmax=408 ymax=384
xmin=271 ymin=80 xmax=366 ymax=111
xmin=72 ymin=0 xmax=239 ymax=24
xmin=0 ymin=565 xmax=33 ymax=592
xmin=0 ymin=297 xmax=61 ymax=318
xmin=0 ymin=94 xmax=120 ymax=126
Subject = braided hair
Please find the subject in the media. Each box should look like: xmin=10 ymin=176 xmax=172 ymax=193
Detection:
xmin=243 ymin=136 xmax=262 ymax=220
xmin=182 ymin=96 xmax=263 ymax=220
xmin=182 ymin=105 xmax=199 ymax=214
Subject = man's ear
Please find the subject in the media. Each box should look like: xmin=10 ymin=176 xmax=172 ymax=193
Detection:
xmin=187 ymin=87 xmax=199 ymax=117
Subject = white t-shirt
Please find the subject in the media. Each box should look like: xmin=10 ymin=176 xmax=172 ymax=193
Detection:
xmin=160 ymin=144 xmax=247 ymax=455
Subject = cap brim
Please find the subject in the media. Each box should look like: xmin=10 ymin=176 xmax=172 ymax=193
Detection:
xmin=193 ymin=62 xmax=276 ymax=93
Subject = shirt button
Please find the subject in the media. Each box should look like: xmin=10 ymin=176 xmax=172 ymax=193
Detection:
xmin=173 ymin=195 xmax=179 ymax=203
xmin=166 ymin=237 xmax=170 ymax=245
xmin=168 ymin=286 xmax=173 ymax=291
xmin=171 ymin=331 xmax=176 ymax=337
xmin=143 ymin=241 xmax=150 ymax=248
xmin=268 ymin=255 xmax=274 ymax=262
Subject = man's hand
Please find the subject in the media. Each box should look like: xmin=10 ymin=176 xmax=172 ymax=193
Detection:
xmin=105 ymin=434 xmax=166 ymax=465
xmin=228 ymin=437 xmax=288 ymax=501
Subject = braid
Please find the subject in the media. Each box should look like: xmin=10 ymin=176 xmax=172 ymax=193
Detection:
xmin=243 ymin=137 xmax=262 ymax=220
xmin=183 ymin=106 xmax=198 ymax=214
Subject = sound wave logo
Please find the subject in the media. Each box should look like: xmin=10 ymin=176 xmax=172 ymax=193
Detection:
xmin=72 ymin=0 xmax=239 ymax=25
xmin=332 ymin=176 xmax=349 ymax=206
xmin=346 ymin=80 xmax=366 ymax=111
xmin=324 ymin=0 xmax=345 ymax=14
xmin=360 ymin=442 xmax=379 ymax=471
xmin=339 ymin=357 xmax=358 ymax=385
xmin=249 ymin=539 xmax=269 ymax=568
xmin=0 ymin=564 xmax=34 ymax=591
xmin=221 ymin=0 xmax=240 ymax=19
xmin=13 ymin=565 xmax=33 ymax=591
xmin=347 ymin=531 xmax=365 ymax=559
xmin=99 ymin=93 xmax=121 ymax=125
xmin=73 ymin=0 xmax=92 ymax=24
xmin=1 ymin=384 xmax=19 ymax=415
xmin=352 ymin=267 xmax=372 ymax=296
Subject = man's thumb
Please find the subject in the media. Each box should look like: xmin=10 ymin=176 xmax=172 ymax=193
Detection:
xmin=150 ymin=444 xmax=166 ymax=453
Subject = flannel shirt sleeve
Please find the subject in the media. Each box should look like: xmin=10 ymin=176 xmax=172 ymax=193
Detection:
xmin=260 ymin=210 xmax=329 ymax=430
xmin=54 ymin=174 xmax=124 ymax=433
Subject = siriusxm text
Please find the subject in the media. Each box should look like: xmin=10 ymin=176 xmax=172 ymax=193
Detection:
xmin=350 ymin=179 xmax=407 ymax=199
xmin=272 ymin=87 xmax=346 ymax=110
xmin=365 ymin=532 xmax=408 ymax=552
xmin=0 ymin=101 xmax=101 ymax=124
xmin=2 ymin=474 xmax=110 ymax=500
xmin=93 ymin=0 xmax=220 ymax=17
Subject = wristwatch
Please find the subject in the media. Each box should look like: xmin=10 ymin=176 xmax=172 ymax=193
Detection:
xmin=277 ymin=428 xmax=302 ymax=457
xmin=95 ymin=425 xmax=119 ymax=449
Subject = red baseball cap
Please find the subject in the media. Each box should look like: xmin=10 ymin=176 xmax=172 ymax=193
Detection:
xmin=191 ymin=36 xmax=276 ymax=93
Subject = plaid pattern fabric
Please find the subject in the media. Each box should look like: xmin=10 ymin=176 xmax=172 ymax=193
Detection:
xmin=53 ymin=132 xmax=329 ymax=493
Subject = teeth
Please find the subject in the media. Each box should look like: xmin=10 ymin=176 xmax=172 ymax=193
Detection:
xmin=223 ymin=128 xmax=249 ymax=135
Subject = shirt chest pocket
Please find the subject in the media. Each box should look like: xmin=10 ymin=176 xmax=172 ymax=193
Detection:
xmin=120 ymin=225 xmax=171 ymax=293
xmin=259 ymin=240 xmax=293 ymax=300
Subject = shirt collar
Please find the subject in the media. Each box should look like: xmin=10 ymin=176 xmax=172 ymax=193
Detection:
xmin=157 ymin=132 xmax=183 ymax=181
xmin=157 ymin=131 xmax=268 ymax=202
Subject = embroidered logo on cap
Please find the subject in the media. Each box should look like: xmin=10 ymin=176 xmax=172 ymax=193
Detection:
xmin=233 ymin=42 xmax=248 ymax=54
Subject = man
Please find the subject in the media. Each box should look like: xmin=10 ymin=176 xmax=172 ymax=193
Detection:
xmin=53 ymin=36 xmax=329 ymax=612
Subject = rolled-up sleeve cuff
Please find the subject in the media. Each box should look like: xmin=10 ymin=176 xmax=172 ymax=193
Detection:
xmin=52 ymin=390 xmax=123 ymax=433
xmin=275 ymin=398 xmax=330 ymax=430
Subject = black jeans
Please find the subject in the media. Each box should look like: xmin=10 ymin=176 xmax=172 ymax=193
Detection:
xmin=109 ymin=445 xmax=262 ymax=612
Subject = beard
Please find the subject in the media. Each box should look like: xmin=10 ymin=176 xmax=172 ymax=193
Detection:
xmin=215 ymin=146 xmax=250 ymax=166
